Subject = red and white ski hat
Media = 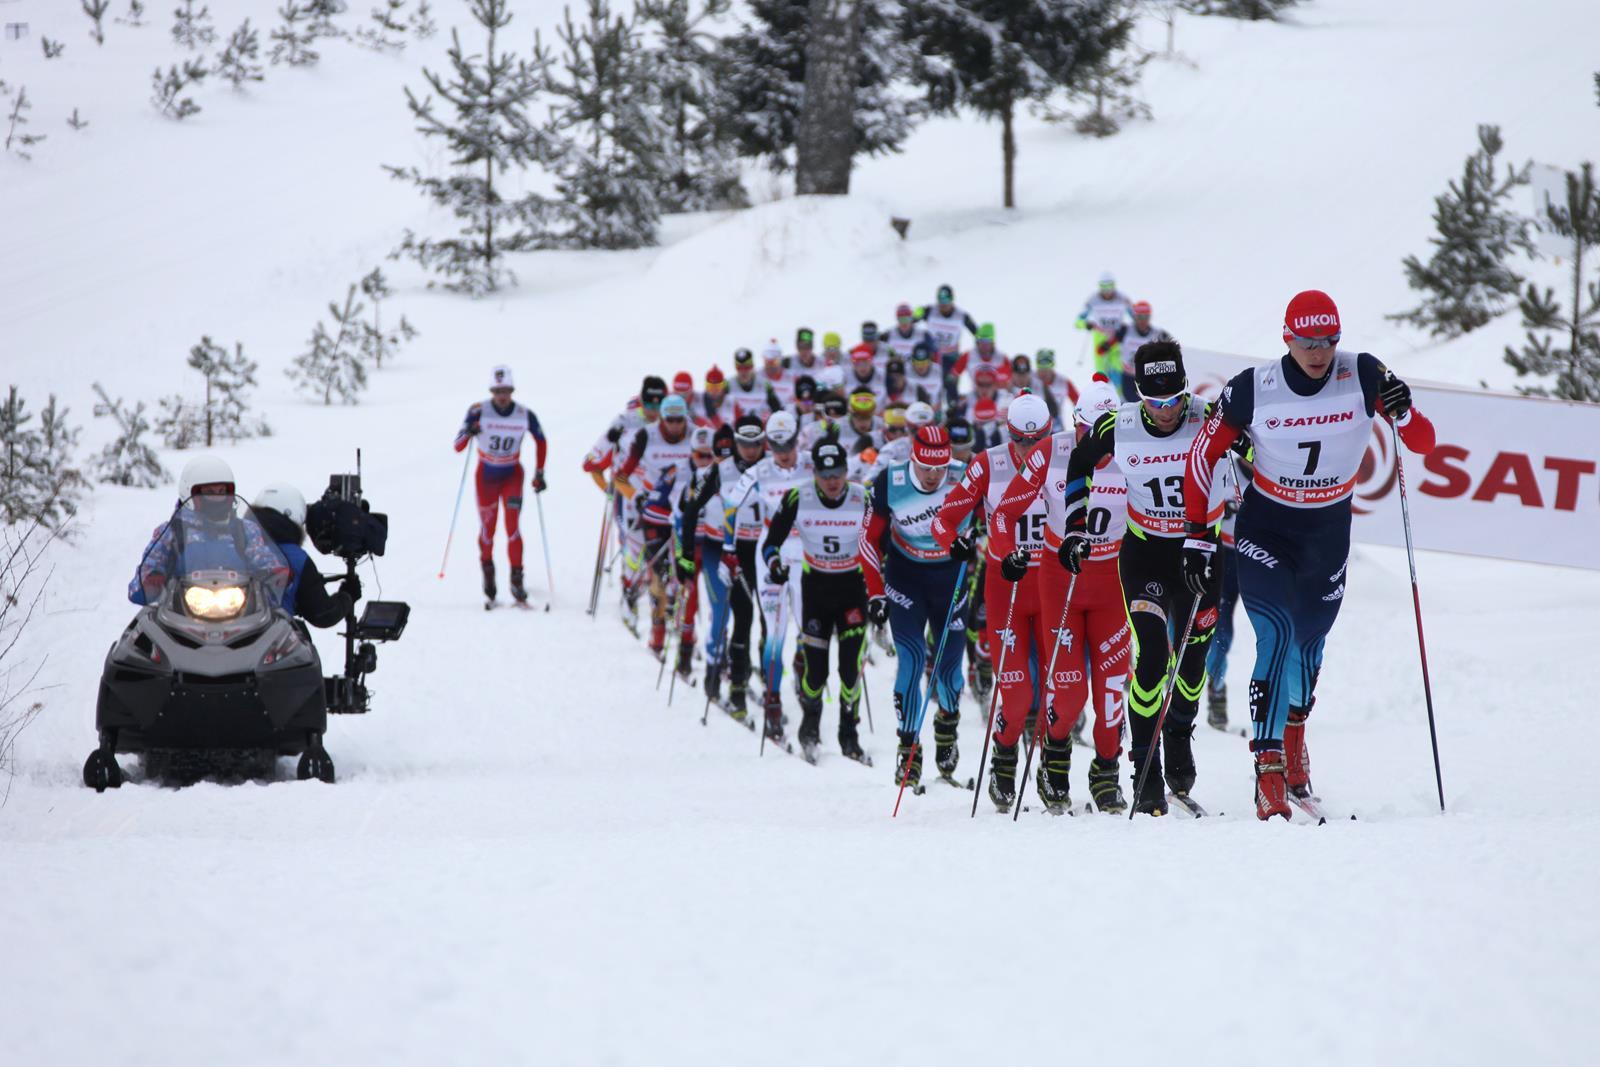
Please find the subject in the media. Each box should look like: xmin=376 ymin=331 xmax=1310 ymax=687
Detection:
xmin=895 ymin=302 xmax=914 ymax=319
xmin=1007 ymin=393 xmax=1051 ymax=440
xmin=672 ymin=371 xmax=694 ymax=395
xmin=911 ymin=426 xmax=952 ymax=468
xmin=762 ymin=340 xmax=784 ymax=364
xmin=1283 ymin=289 xmax=1341 ymax=342
xmin=1132 ymin=301 xmax=1152 ymax=317
xmin=973 ymin=396 xmax=998 ymax=423
xmin=1074 ymin=373 xmax=1119 ymax=427
xmin=849 ymin=344 xmax=876 ymax=364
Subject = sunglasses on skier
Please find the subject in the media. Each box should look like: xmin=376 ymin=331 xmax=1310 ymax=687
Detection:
xmin=1138 ymin=391 xmax=1187 ymax=410
xmin=1288 ymin=332 xmax=1341 ymax=350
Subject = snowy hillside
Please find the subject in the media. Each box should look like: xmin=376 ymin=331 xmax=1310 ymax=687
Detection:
xmin=4 ymin=1 xmax=1600 ymax=1064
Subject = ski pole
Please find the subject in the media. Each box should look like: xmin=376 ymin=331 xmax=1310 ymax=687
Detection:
xmin=587 ymin=480 xmax=616 ymax=616
xmin=1393 ymin=423 xmax=1446 ymax=812
xmin=1014 ymin=571 xmax=1078 ymax=822
xmin=1128 ymin=597 xmax=1200 ymax=821
xmin=437 ymin=447 xmax=473 ymax=579
xmin=971 ymin=580 xmax=1020 ymax=818
xmin=860 ymin=658 xmax=874 ymax=735
xmin=534 ymin=490 xmax=555 ymax=611
xmin=894 ymin=559 xmax=969 ymax=818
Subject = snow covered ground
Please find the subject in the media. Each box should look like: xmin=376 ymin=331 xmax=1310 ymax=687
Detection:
xmin=4 ymin=2 xmax=1600 ymax=1063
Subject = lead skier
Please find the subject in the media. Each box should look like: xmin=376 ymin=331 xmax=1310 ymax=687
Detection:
xmin=453 ymin=365 xmax=547 ymax=605
xmin=1182 ymin=290 xmax=1436 ymax=820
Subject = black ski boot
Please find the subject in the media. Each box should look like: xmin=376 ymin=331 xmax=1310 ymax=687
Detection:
xmin=1130 ymin=745 xmax=1167 ymax=816
xmin=482 ymin=559 xmax=497 ymax=601
xmin=510 ymin=565 xmax=528 ymax=604
xmin=766 ymin=689 xmax=789 ymax=745
xmin=1207 ymin=680 xmax=1229 ymax=730
xmin=933 ymin=707 xmax=960 ymax=778
xmin=968 ymin=649 xmax=993 ymax=704
xmin=894 ymin=732 xmax=923 ymax=787
xmin=1163 ymin=721 xmax=1197 ymax=796
xmin=675 ymin=640 xmax=695 ymax=683
xmin=796 ymin=695 xmax=822 ymax=762
xmin=838 ymin=699 xmax=868 ymax=764
xmin=704 ymin=660 xmax=724 ymax=704
xmin=1035 ymin=734 xmax=1072 ymax=814
xmin=988 ymin=741 xmax=1019 ymax=813
xmin=726 ymin=681 xmax=748 ymax=723
xmin=1087 ymin=756 xmax=1127 ymax=814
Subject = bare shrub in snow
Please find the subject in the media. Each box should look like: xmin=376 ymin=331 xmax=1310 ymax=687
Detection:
xmin=0 ymin=521 xmax=58 ymax=803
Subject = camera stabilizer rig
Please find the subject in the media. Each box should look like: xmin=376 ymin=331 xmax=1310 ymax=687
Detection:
xmin=306 ymin=453 xmax=410 ymax=715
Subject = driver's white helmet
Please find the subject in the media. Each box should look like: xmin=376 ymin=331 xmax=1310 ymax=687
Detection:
xmin=179 ymin=455 xmax=235 ymax=501
xmin=253 ymin=482 xmax=307 ymax=526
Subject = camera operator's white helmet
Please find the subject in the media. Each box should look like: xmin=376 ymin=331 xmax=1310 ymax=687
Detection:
xmin=489 ymin=365 xmax=515 ymax=391
xmin=178 ymin=455 xmax=235 ymax=501
xmin=253 ymin=482 xmax=306 ymax=527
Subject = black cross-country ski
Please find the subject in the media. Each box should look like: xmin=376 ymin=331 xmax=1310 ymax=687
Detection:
xmin=1208 ymin=722 xmax=1248 ymax=738
xmin=713 ymin=700 xmax=757 ymax=731
xmin=1167 ymin=792 xmax=1211 ymax=818
xmin=843 ymin=750 xmax=874 ymax=768
xmin=935 ymin=773 xmax=976 ymax=791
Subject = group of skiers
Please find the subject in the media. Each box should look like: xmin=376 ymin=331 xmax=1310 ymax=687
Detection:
xmin=461 ymin=283 xmax=1437 ymax=820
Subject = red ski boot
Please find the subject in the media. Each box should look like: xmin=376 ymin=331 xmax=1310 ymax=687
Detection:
xmin=1254 ymin=747 xmax=1290 ymax=821
xmin=1285 ymin=708 xmax=1313 ymax=799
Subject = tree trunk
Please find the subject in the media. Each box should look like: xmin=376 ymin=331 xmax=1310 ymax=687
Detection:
xmin=1001 ymin=94 xmax=1016 ymax=209
xmin=795 ymin=0 xmax=861 ymax=196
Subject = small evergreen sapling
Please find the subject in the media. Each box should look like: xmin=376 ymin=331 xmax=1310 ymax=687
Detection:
xmin=116 ymin=1 xmax=148 ymax=27
xmin=67 ymin=108 xmax=89 ymax=131
xmin=91 ymin=384 xmax=167 ymax=488
xmin=387 ymin=0 xmax=558 ymax=294
xmin=1505 ymin=162 xmax=1600 ymax=402
xmin=357 ymin=268 xmax=417 ymax=368
xmin=410 ymin=0 xmax=436 ymax=38
xmin=172 ymin=0 xmax=217 ymax=50
xmin=4 ymin=86 xmax=45 ymax=160
xmin=270 ymin=2 xmax=319 ymax=66
xmin=1181 ymin=0 xmax=1299 ymax=18
xmin=156 ymin=337 xmax=271 ymax=447
xmin=151 ymin=60 xmax=208 ymax=119
xmin=82 ymin=0 xmax=111 ymax=45
xmin=215 ymin=20 xmax=265 ymax=88
xmin=356 ymin=0 xmax=409 ymax=53
xmin=289 ymin=287 xmax=371 ymax=404
xmin=0 ymin=387 xmax=85 ymax=530
xmin=41 ymin=37 xmax=65 ymax=59
xmin=307 ymin=0 xmax=348 ymax=42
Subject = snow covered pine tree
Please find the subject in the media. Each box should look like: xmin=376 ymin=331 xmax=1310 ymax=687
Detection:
xmin=157 ymin=337 xmax=271 ymax=447
xmin=1505 ymin=162 xmax=1600 ymax=402
xmin=289 ymin=286 xmax=371 ymax=403
xmin=1389 ymin=125 xmax=1535 ymax=339
xmin=387 ymin=0 xmax=557 ymax=293
xmin=91 ymin=384 xmax=168 ymax=488
xmin=639 ymin=0 xmax=746 ymax=212
xmin=0 ymin=387 xmax=85 ymax=530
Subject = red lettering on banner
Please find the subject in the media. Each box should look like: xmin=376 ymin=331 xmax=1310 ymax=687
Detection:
xmin=1471 ymin=452 xmax=1542 ymax=507
xmin=1419 ymin=444 xmax=1472 ymax=499
xmin=1543 ymin=456 xmax=1596 ymax=512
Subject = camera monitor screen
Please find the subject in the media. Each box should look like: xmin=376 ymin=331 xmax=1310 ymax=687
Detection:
xmin=357 ymin=601 xmax=409 ymax=640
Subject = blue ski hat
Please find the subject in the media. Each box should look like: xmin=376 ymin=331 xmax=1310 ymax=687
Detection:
xmin=660 ymin=395 xmax=689 ymax=419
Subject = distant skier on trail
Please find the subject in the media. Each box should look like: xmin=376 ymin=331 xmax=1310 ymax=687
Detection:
xmin=1182 ymin=290 xmax=1437 ymax=821
xmin=454 ymin=365 xmax=547 ymax=606
xmin=916 ymin=283 xmax=980 ymax=390
xmin=1077 ymin=272 xmax=1138 ymax=399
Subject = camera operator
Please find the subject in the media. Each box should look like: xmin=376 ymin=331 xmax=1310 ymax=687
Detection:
xmin=252 ymin=484 xmax=363 ymax=628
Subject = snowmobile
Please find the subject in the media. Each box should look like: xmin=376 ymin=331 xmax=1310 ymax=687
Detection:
xmin=83 ymin=496 xmax=333 ymax=789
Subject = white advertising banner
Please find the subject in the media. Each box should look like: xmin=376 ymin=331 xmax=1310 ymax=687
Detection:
xmin=1182 ymin=349 xmax=1600 ymax=571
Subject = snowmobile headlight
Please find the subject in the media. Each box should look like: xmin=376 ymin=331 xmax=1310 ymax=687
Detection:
xmin=183 ymin=583 xmax=247 ymax=621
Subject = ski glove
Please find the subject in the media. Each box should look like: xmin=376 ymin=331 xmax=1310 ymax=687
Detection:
xmin=867 ymin=596 xmax=889 ymax=627
xmin=1058 ymin=532 xmax=1091 ymax=574
xmin=1380 ymin=372 xmax=1412 ymax=419
xmin=999 ymin=549 xmax=1030 ymax=582
xmin=1181 ymin=532 xmax=1218 ymax=598
xmin=532 ymin=469 xmax=547 ymax=493
xmin=718 ymin=550 xmax=739 ymax=588
xmin=466 ymin=420 xmax=481 ymax=437
xmin=947 ymin=532 xmax=977 ymax=563
xmin=606 ymin=425 xmax=623 ymax=445
xmin=675 ymin=550 xmax=696 ymax=584
xmin=339 ymin=573 xmax=363 ymax=603
xmin=767 ymin=557 xmax=790 ymax=585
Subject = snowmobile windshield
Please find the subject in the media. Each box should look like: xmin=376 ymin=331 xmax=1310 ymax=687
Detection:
xmin=135 ymin=496 xmax=292 ymax=610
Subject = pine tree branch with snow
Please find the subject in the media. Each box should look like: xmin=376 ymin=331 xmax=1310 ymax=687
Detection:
xmin=1505 ymin=162 xmax=1600 ymax=403
xmin=1389 ymin=125 xmax=1535 ymax=339
xmin=91 ymin=384 xmax=168 ymax=489
xmin=215 ymin=20 xmax=265 ymax=89
xmin=151 ymin=61 xmax=208 ymax=119
xmin=172 ymin=0 xmax=217 ymax=51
